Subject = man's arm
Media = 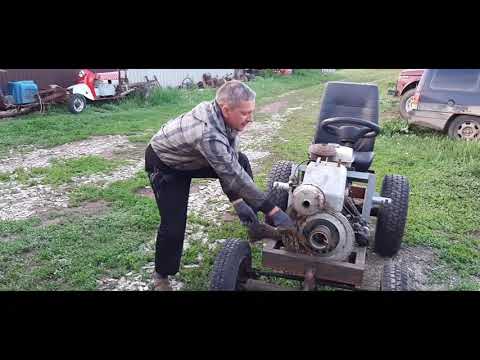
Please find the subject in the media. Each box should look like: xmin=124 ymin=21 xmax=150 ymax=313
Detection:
xmin=197 ymin=137 xmax=275 ymax=214
xmin=198 ymin=137 xmax=295 ymax=229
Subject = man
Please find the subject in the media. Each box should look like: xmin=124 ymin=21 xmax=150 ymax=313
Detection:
xmin=145 ymin=80 xmax=295 ymax=290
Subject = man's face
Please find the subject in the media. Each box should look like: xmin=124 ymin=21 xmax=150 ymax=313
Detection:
xmin=221 ymin=100 xmax=255 ymax=132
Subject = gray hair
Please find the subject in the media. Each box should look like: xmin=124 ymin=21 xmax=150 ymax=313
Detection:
xmin=215 ymin=80 xmax=256 ymax=108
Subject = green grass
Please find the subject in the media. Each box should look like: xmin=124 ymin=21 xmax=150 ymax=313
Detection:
xmin=1 ymin=156 xmax=126 ymax=186
xmin=0 ymin=172 xmax=156 ymax=290
xmin=1 ymin=69 xmax=479 ymax=290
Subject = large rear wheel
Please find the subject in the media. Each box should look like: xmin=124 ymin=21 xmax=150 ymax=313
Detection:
xmin=374 ymin=175 xmax=410 ymax=257
xmin=266 ymin=161 xmax=294 ymax=211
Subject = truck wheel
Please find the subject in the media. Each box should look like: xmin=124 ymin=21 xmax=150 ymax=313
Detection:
xmin=209 ymin=239 xmax=252 ymax=291
xmin=266 ymin=161 xmax=294 ymax=211
xmin=380 ymin=262 xmax=410 ymax=291
xmin=447 ymin=115 xmax=480 ymax=141
xmin=399 ymin=88 xmax=416 ymax=120
xmin=374 ymin=175 xmax=410 ymax=257
xmin=68 ymin=94 xmax=86 ymax=114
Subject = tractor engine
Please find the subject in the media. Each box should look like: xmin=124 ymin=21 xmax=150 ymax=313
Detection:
xmin=276 ymin=144 xmax=357 ymax=260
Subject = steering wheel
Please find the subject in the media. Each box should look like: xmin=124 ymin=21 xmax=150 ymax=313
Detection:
xmin=320 ymin=117 xmax=380 ymax=145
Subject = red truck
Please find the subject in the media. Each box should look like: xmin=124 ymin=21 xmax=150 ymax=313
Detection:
xmin=388 ymin=69 xmax=424 ymax=120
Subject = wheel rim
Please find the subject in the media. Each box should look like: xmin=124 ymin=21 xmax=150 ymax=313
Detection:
xmin=404 ymin=95 xmax=415 ymax=113
xmin=456 ymin=120 xmax=480 ymax=141
xmin=236 ymin=256 xmax=251 ymax=290
xmin=73 ymin=98 xmax=85 ymax=112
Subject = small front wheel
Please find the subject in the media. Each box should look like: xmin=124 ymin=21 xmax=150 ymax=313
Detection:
xmin=374 ymin=175 xmax=410 ymax=257
xmin=209 ymin=239 xmax=253 ymax=291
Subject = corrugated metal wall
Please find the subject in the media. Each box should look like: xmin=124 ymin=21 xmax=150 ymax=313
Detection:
xmin=0 ymin=69 xmax=115 ymax=94
xmin=126 ymin=69 xmax=234 ymax=87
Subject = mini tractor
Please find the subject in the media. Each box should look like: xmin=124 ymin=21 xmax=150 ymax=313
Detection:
xmin=209 ymin=81 xmax=411 ymax=291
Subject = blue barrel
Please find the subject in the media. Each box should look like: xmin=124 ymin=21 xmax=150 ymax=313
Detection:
xmin=8 ymin=81 xmax=39 ymax=104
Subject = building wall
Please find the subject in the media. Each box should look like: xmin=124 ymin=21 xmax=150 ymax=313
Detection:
xmin=126 ymin=69 xmax=234 ymax=87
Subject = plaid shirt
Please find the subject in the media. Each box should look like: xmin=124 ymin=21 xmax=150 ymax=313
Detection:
xmin=150 ymin=100 xmax=272 ymax=212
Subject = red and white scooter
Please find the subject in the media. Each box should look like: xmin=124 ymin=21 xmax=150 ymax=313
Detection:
xmin=67 ymin=69 xmax=142 ymax=114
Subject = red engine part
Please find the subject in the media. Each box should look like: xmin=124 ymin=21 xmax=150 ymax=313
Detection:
xmin=77 ymin=69 xmax=97 ymax=98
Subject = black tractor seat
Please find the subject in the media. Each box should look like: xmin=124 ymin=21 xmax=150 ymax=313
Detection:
xmin=313 ymin=81 xmax=380 ymax=172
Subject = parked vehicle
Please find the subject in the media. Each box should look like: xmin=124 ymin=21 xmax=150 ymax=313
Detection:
xmin=209 ymin=82 xmax=411 ymax=291
xmin=388 ymin=69 xmax=424 ymax=120
xmin=410 ymin=69 xmax=480 ymax=141
xmin=67 ymin=69 xmax=158 ymax=114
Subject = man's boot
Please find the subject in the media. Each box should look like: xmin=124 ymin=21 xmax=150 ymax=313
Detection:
xmin=152 ymin=271 xmax=172 ymax=291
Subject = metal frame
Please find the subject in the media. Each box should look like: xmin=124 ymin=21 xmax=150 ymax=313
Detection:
xmin=347 ymin=170 xmax=376 ymax=222
xmin=242 ymin=239 xmax=367 ymax=291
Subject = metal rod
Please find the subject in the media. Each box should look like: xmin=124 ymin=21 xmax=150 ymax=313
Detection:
xmin=253 ymin=270 xmax=304 ymax=281
xmin=241 ymin=279 xmax=297 ymax=291
xmin=252 ymin=269 xmax=361 ymax=291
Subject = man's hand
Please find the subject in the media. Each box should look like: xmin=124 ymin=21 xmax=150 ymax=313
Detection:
xmin=268 ymin=208 xmax=296 ymax=229
xmin=233 ymin=199 xmax=259 ymax=226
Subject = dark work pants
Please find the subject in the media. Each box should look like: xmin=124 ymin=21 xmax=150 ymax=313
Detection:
xmin=145 ymin=146 xmax=253 ymax=276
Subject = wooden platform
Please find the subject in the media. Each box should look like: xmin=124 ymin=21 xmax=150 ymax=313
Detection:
xmin=261 ymin=240 xmax=367 ymax=288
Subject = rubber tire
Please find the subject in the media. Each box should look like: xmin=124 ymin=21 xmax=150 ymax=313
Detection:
xmin=209 ymin=239 xmax=252 ymax=291
xmin=374 ymin=175 xmax=410 ymax=257
xmin=68 ymin=94 xmax=86 ymax=114
xmin=399 ymin=88 xmax=416 ymax=120
xmin=380 ymin=262 xmax=410 ymax=291
xmin=447 ymin=115 xmax=480 ymax=141
xmin=266 ymin=161 xmax=294 ymax=211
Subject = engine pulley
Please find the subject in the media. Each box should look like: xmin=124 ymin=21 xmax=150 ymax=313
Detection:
xmin=292 ymin=184 xmax=326 ymax=216
xmin=295 ymin=211 xmax=355 ymax=261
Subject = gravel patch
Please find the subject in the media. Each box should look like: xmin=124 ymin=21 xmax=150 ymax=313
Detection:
xmin=0 ymin=160 xmax=144 ymax=221
xmin=0 ymin=135 xmax=134 ymax=173
xmin=0 ymin=136 xmax=145 ymax=221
